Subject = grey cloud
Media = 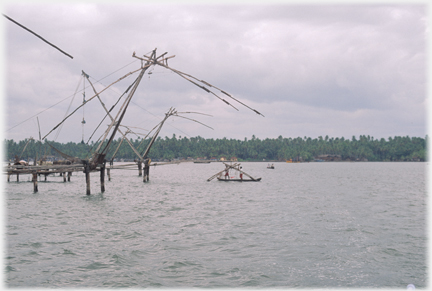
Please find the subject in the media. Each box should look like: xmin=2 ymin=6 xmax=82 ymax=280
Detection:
xmin=3 ymin=2 xmax=427 ymax=143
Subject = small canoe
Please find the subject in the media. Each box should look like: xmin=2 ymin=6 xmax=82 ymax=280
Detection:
xmin=217 ymin=177 xmax=261 ymax=182
xmin=207 ymin=162 xmax=261 ymax=182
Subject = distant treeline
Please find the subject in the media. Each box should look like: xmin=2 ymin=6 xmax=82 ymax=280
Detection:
xmin=3 ymin=135 xmax=427 ymax=162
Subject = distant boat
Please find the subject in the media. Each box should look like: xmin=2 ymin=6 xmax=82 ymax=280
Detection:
xmin=267 ymin=164 xmax=274 ymax=169
xmin=194 ymin=160 xmax=211 ymax=163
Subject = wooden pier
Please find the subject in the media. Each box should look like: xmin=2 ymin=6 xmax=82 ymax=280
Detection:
xmin=5 ymin=162 xmax=104 ymax=195
xmin=3 ymin=160 xmax=158 ymax=195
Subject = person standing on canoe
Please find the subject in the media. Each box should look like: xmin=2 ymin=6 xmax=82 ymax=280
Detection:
xmin=225 ymin=169 xmax=229 ymax=180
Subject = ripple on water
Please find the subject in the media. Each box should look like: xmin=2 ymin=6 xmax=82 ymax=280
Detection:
xmin=5 ymin=162 xmax=427 ymax=288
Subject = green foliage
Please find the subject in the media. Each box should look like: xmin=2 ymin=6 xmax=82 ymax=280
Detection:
xmin=3 ymin=135 xmax=428 ymax=162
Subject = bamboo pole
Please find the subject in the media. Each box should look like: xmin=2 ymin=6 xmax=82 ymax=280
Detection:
xmin=92 ymin=67 xmax=148 ymax=161
xmin=110 ymin=136 xmax=126 ymax=163
xmin=18 ymin=137 xmax=33 ymax=161
xmin=225 ymin=162 xmax=257 ymax=181
xmin=3 ymin=14 xmax=74 ymax=59
xmin=133 ymin=53 xmax=264 ymax=116
xmin=93 ymin=50 xmax=156 ymax=159
xmin=207 ymin=163 xmax=240 ymax=181
xmin=85 ymin=73 xmax=144 ymax=161
xmin=42 ymin=66 xmax=145 ymax=140
xmin=140 ymin=108 xmax=174 ymax=159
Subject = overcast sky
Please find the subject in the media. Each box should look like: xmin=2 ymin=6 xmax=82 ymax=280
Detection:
xmin=1 ymin=1 xmax=428 ymax=144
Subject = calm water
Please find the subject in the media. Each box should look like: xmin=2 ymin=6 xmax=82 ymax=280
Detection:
xmin=4 ymin=162 xmax=427 ymax=288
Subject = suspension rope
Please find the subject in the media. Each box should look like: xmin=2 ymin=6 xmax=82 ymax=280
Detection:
xmin=6 ymin=59 xmax=140 ymax=133
xmin=81 ymin=71 xmax=87 ymax=143
xmin=53 ymin=76 xmax=82 ymax=141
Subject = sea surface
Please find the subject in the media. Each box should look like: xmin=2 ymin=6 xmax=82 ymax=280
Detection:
xmin=3 ymin=162 xmax=427 ymax=288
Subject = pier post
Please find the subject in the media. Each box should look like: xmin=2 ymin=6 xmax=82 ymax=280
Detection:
xmin=16 ymin=173 xmax=19 ymax=182
xmin=63 ymin=172 xmax=67 ymax=182
xmin=85 ymin=163 xmax=91 ymax=195
xmin=107 ymin=168 xmax=111 ymax=181
xmin=143 ymin=166 xmax=148 ymax=182
xmin=138 ymin=160 xmax=143 ymax=176
xmin=68 ymin=172 xmax=71 ymax=182
xmin=100 ymin=162 xmax=105 ymax=193
xmin=44 ymin=174 xmax=48 ymax=181
xmin=143 ymin=159 xmax=150 ymax=182
xmin=32 ymin=172 xmax=38 ymax=193
xmin=7 ymin=173 xmax=10 ymax=182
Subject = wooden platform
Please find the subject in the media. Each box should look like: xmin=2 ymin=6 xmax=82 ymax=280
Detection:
xmin=4 ymin=163 xmax=105 ymax=194
xmin=3 ymin=161 xmax=154 ymax=195
xmin=5 ymin=163 xmax=87 ymax=176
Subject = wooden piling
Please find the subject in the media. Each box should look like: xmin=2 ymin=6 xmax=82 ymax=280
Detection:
xmin=100 ymin=162 xmax=105 ymax=193
xmin=32 ymin=172 xmax=38 ymax=193
xmin=143 ymin=160 xmax=150 ymax=182
xmin=68 ymin=172 xmax=71 ymax=182
xmin=16 ymin=173 xmax=19 ymax=182
xmin=85 ymin=163 xmax=91 ymax=195
xmin=138 ymin=161 xmax=143 ymax=176
xmin=107 ymin=168 xmax=111 ymax=181
xmin=7 ymin=173 xmax=10 ymax=182
xmin=63 ymin=172 xmax=67 ymax=182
